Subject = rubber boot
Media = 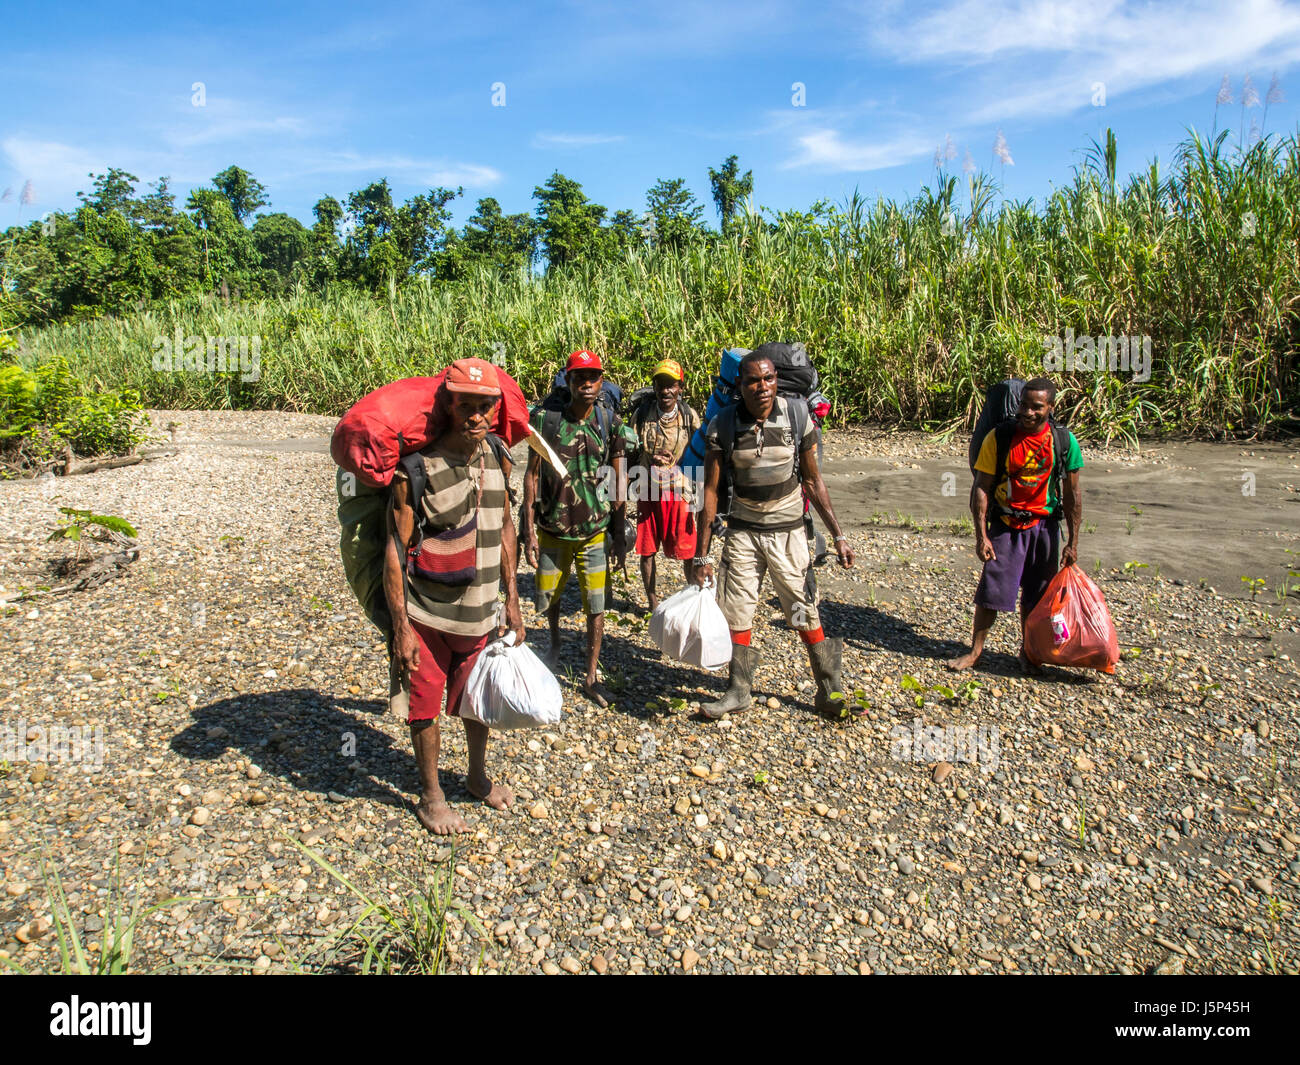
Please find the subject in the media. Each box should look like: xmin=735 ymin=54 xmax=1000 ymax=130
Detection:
xmin=701 ymin=643 xmax=758 ymax=720
xmin=807 ymin=637 xmax=846 ymax=717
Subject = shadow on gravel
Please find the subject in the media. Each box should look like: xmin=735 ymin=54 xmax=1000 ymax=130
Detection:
xmin=171 ymin=690 xmax=414 ymax=806
xmin=822 ymin=601 xmax=1098 ymax=686
xmin=821 ymin=600 xmax=952 ymax=659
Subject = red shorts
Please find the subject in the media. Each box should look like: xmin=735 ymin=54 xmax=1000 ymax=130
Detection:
xmin=636 ymin=496 xmax=696 ymax=560
xmin=407 ymin=620 xmax=490 ymax=724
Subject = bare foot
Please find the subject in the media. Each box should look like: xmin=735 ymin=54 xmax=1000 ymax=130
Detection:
xmin=467 ymin=773 xmax=515 ymax=810
xmin=944 ymin=650 xmax=983 ymax=672
xmin=1018 ymin=650 xmax=1044 ymax=676
xmin=582 ymin=680 xmax=613 ymax=708
xmin=415 ymin=797 xmax=468 ymax=835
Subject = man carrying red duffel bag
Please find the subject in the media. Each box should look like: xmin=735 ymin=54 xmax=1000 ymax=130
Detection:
xmin=946 ymin=376 xmax=1090 ymax=675
xmin=333 ymin=358 xmax=529 ymax=833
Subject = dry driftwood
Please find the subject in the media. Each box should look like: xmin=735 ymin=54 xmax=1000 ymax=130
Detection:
xmin=0 ymin=548 xmax=140 ymax=605
xmin=65 ymin=447 xmax=177 ymax=477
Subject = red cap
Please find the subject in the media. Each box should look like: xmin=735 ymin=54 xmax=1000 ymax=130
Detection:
xmin=444 ymin=357 xmax=502 ymax=396
xmin=565 ymin=349 xmax=603 ymax=372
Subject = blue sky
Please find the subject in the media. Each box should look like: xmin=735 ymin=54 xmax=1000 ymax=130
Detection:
xmin=4 ymin=0 xmax=1300 ymax=230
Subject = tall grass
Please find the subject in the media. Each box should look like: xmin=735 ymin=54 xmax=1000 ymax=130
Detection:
xmin=15 ymin=129 xmax=1300 ymax=441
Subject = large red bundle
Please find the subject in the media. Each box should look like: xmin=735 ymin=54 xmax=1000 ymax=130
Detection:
xmin=332 ymin=369 xmax=531 ymax=488
xmin=1024 ymin=564 xmax=1121 ymax=674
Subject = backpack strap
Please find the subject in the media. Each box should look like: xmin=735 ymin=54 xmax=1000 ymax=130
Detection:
xmin=397 ymin=450 xmax=430 ymax=562
xmin=715 ymin=404 xmax=740 ymax=468
xmin=993 ymin=420 xmax=1015 ymax=487
xmin=594 ymin=402 xmax=613 ymax=458
xmin=1048 ymin=422 xmax=1070 ymax=521
xmin=485 ymin=432 xmax=517 ymax=505
xmin=988 ymin=421 xmax=1016 ymax=526
xmin=786 ymin=395 xmax=811 ymax=482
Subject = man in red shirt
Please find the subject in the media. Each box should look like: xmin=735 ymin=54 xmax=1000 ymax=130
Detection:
xmin=947 ymin=378 xmax=1083 ymax=673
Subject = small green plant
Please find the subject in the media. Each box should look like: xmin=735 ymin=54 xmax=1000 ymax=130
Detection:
xmin=1194 ymin=681 xmax=1221 ymax=706
xmin=899 ymin=674 xmax=926 ymax=708
xmin=1083 ymin=520 xmax=1097 ymax=534
xmin=1241 ymin=576 xmax=1266 ymax=601
xmin=850 ymin=688 xmax=871 ymax=718
xmin=0 ymin=851 xmax=190 ymax=975
xmin=1075 ymin=796 xmax=1087 ymax=849
xmin=307 ymin=594 xmax=334 ymax=612
xmin=46 ymin=508 xmax=137 ymax=567
xmin=1122 ymin=560 xmax=1149 ymax=578
xmin=752 ymin=770 xmax=770 ymax=786
xmin=288 ymin=836 xmax=488 ymax=975
xmin=1261 ymin=895 xmax=1289 ymax=975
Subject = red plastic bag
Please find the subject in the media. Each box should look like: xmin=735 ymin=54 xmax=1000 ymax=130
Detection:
xmin=331 ymin=370 xmax=531 ymax=488
xmin=1024 ymin=564 xmax=1120 ymax=673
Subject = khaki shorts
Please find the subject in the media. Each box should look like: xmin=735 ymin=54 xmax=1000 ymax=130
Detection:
xmin=717 ymin=525 xmax=819 ymax=632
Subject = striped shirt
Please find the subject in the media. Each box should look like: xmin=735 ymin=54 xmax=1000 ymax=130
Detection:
xmin=706 ymin=395 xmax=818 ymax=531
xmin=393 ymin=438 xmax=508 ymax=637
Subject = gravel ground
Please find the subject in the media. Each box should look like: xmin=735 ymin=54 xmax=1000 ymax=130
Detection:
xmin=0 ymin=409 xmax=1296 ymax=975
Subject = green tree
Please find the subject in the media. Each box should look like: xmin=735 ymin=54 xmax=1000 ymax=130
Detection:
xmin=645 ymin=177 xmax=706 ymax=250
xmin=342 ymin=180 xmax=461 ymax=287
xmin=457 ymin=196 xmax=538 ymax=276
xmin=77 ymin=169 xmax=142 ymax=220
xmin=708 ymin=154 xmax=753 ymax=233
xmin=186 ymin=188 xmax=260 ymax=290
xmin=251 ymin=212 xmax=310 ymax=282
xmin=607 ymin=208 xmax=642 ymax=255
xmin=533 ymin=172 xmax=608 ymax=270
xmin=212 ymin=165 xmax=269 ymax=225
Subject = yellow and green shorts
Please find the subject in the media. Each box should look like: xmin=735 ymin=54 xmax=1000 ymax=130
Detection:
xmin=535 ymin=529 xmax=609 ymax=616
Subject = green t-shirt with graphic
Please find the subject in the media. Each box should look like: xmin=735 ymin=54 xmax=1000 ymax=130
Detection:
xmin=529 ymin=405 xmax=635 ymax=541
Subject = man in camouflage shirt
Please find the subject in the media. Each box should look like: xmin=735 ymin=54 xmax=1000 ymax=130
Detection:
xmin=521 ymin=349 xmax=634 ymax=707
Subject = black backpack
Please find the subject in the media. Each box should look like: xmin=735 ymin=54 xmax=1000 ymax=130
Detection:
xmin=533 ymin=369 xmax=622 ymax=455
xmin=970 ymin=380 xmax=1070 ymax=523
xmin=727 ymin=341 xmax=820 ymax=404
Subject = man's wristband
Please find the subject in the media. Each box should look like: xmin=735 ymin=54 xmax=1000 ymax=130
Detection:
xmin=834 ymin=535 xmax=848 ymax=544
xmin=693 ymin=557 xmax=714 ymax=567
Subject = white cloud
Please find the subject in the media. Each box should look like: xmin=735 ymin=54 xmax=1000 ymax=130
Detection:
xmin=531 ymin=132 xmax=627 ymax=148
xmin=871 ymin=0 xmax=1300 ymax=123
xmin=290 ymin=151 xmax=501 ymax=188
xmin=2 ymin=138 xmax=105 ymax=204
xmin=0 ymin=137 xmax=197 ymax=208
xmin=784 ymin=127 xmax=935 ymax=171
xmin=426 ymin=163 xmax=503 ymax=187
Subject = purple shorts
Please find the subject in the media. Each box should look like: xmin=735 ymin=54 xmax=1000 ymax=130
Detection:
xmin=975 ymin=519 xmax=1059 ymax=613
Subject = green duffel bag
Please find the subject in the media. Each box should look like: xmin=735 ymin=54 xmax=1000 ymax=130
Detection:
xmin=336 ymin=468 xmax=394 ymax=646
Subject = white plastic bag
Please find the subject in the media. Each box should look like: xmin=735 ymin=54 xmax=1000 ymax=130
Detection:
xmin=461 ymin=632 xmax=563 ymax=730
xmin=649 ymin=583 xmax=732 ymax=671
